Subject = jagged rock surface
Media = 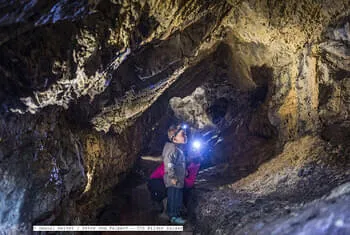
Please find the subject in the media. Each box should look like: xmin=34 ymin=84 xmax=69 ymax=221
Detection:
xmin=0 ymin=0 xmax=349 ymax=234
xmin=194 ymin=136 xmax=350 ymax=234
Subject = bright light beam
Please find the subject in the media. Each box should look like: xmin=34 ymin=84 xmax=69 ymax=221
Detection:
xmin=192 ymin=140 xmax=201 ymax=149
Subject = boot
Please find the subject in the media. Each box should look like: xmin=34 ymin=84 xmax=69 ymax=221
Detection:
xmin=170 ymin=217 xmax=186 ymax=225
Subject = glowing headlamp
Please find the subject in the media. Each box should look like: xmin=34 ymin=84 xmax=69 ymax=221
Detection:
xmin=171 ymin=124 xmax=188 ymax=141
xmin=192 ymin=140 xmax=202 ymax=150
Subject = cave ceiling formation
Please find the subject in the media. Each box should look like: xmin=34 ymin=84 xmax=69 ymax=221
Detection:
xmin=0 ymin=0 xmax=349 ymax=233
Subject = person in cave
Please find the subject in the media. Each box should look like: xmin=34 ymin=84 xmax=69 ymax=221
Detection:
xmin=144 ymin=124 xmax=202 ymax=223
xmin=163 ymin=124 xmax=188 ymax=225
xmin=146 ymin=153 xmax=201 ymax=215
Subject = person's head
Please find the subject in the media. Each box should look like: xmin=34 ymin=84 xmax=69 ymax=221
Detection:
xmin=168 ymin=124 xmax=187 ymax=144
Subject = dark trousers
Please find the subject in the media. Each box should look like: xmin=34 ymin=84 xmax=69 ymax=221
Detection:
xmin=167 ymin=187 xmax=183 ymax=218
xmin=183 ymin=188 xmax=193 ymax=209
xmin=147 ymin=179 xmax=167 ymax=202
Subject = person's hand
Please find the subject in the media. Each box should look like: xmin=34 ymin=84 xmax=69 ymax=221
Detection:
xmin=171 ymin=178 xmax=177 ymax=185
xmin=185 ymin=169 xmax=189 ymax=177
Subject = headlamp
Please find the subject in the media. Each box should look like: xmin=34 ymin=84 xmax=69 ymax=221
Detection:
xmin=171 ymin=124 xmax=187 ymax=141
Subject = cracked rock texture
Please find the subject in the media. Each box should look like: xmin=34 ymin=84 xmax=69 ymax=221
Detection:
xmin=0 ymin=0 xmax=349 ymax=234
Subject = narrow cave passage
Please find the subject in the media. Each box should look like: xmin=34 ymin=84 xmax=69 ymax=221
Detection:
xmin=96 ymin=39 xmax=349 ymax=235
xmin=0 ymin=1 xmax=350 ymax=235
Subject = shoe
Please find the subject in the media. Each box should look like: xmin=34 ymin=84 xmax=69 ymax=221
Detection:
xmin=170 ymin=217 xmax=186 ymax=225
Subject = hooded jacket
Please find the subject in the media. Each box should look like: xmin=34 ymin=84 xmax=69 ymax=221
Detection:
xmin=162 ymin=142 xmax=186 ymax=188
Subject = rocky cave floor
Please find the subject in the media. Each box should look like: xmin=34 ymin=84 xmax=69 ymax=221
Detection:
xmin=93 ymin=136 xmax=350 ymax=235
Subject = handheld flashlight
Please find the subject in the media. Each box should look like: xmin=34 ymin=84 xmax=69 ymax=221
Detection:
xmin=192 ymin=140 xmax=201 ymax=150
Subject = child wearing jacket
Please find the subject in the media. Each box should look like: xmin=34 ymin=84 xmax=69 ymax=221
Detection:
xmin=148 ymin=160 xmax=200 ymax=213
xmin=162 ymin=125 xmax=187 ymax=224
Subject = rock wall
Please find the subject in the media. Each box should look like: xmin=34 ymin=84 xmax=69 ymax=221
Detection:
xmin=0 ymin=108 xmax=86 ymax=232
xmin=0 ymin=0 xmax=349 ymax=233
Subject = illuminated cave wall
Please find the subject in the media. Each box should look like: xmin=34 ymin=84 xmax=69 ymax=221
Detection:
xmin=0 ymin=0 xmax=349 ymax=233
